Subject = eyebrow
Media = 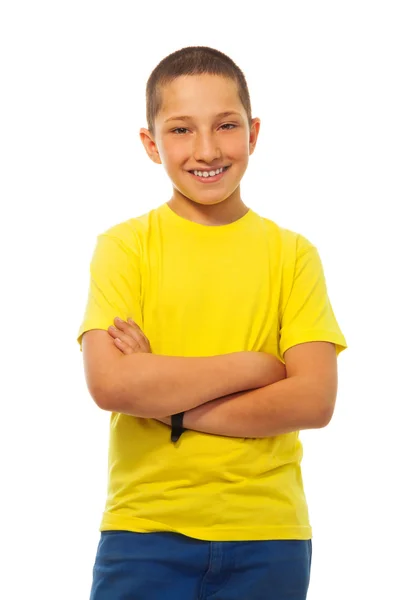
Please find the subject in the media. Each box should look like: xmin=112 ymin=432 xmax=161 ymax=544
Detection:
xmin=164 ymin=111 xmax=242 ymax=123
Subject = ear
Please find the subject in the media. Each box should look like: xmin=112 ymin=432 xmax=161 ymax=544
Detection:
xmin=249 ymin=118 xmax=261 ymax=156
xmin=139 ymin=128 xmax=162 ymax=165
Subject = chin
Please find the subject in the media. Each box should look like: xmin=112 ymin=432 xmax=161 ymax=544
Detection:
xmin=192 ymin=196 xmax=228 ymax=205
xmin=173 ymin=184 xmax=228 ymax=205
xmin=188 ymin=193 xmax=232 ymax=206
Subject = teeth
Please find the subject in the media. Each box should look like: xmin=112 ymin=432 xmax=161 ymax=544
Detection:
xmin=192 ymin=167 xmax=226 ymax=178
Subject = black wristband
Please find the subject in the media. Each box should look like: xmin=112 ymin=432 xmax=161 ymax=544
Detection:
xmin=171 ymin=411 xmax=186 ymax=442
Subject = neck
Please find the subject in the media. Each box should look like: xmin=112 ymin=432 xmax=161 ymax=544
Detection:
xmin=168 ymin=189 xmax=249 ymax=226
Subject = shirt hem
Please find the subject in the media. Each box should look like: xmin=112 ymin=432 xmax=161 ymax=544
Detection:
xmin=99 ymin=512 xmax=312 ymax=541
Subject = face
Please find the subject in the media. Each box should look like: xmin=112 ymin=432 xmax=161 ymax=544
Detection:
xmin=140 ymin=74 xmax=260 ymax=207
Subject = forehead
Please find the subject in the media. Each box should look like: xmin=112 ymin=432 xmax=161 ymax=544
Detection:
xmin=157 ymin=74 xmax=243 ymax=120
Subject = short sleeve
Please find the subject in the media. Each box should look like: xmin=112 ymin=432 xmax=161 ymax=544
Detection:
xmin=76 ymin=229 xmax=141 ymax=352
xmin=279 ymin=235 xmax=347 ymax=361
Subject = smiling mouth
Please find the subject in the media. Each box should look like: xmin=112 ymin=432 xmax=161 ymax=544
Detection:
xmin=188 ymin=165 xmax=231 ymax=181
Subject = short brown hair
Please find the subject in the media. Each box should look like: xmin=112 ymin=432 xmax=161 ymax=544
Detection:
xmin=146 ymin=46 xmax=252 ymax=136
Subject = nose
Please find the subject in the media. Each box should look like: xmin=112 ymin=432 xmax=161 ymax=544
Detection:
xmin=192 ymin=132 xmax=221 ymax=164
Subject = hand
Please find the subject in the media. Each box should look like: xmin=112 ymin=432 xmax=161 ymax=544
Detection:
xmin=107 ymin=317 xmax=151 ymax=355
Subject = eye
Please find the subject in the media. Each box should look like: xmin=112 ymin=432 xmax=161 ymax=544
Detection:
xmin=220 ymin=123 xmax=236 ymax=130
xmin=171 ymin=128 xmax=189 ymax=135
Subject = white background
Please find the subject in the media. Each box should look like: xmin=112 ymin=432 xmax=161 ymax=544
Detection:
xmin=1 ymin=1 xmax=415 ymax=598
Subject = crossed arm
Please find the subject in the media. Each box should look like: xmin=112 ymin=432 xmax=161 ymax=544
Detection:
xmin=158 ymin=377 xmax=333 ymax=438
xmin=158 ymin=341 xmax=337 ymax=438
xmin=97 ymin=317 xmax=338 ymax=438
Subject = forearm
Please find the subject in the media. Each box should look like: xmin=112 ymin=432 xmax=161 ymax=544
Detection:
xmin=104 ymin=351 xmax=280 ymax=418
xmin=181 ymin=376 xmax=327 ymax=438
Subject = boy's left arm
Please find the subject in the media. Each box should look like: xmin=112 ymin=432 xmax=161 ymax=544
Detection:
xmin=159 ymin=341 xmax=338 ymax=438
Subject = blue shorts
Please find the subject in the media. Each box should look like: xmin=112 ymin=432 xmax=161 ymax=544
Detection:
xmin=90 ymin=530 xmax=312 ymax=599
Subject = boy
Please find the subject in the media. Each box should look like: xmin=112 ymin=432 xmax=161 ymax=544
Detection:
xmin=78 ymin=46 xmax=347 ymax=600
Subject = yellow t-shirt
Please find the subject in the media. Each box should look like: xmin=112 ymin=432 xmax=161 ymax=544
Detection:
xmin=77 ymin=202 xmax=347 ymax=541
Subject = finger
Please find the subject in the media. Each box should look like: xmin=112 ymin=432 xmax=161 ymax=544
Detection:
xmin=107 ymin=326 xmax=137 ymax=350
xmin=127 ymin=318 xmax=149 ymax=342
xmin=111 ymin=318 xmax=151 ymax=353
xmin=108 ymin=326 xmax=139 ymax=351
xmin=113 ymin=318 xmax=144 ymax=345
xmin=124 ymin=318 xmax=151 ymax=349
xmin=114 ymin=337 xmax=133 ymax=355
xmin=109 ymin=321 xmax=149 ymax=353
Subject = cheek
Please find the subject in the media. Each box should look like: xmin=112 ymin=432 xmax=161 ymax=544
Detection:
xmin=162 ymin=139 xmax=189 ymax=164
xmin=224 ymin=132 xmax=250 ymax=156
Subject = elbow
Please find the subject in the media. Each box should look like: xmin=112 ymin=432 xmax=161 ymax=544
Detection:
xmin=92 ymin=380 xmax=127 ymax=413
xmin=316 ymin=400 xmax=336 ymax=428
xmin=316 ymin=411 xmax=332 ymax=428
xmin=91 ymin=385 xmax=117 ymax=412
xmin=85 ymin=377 xmax=112 ymax=412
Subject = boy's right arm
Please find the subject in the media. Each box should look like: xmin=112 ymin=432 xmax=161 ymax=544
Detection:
xmin=82 ymin=330 xmax=283 ymax=418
